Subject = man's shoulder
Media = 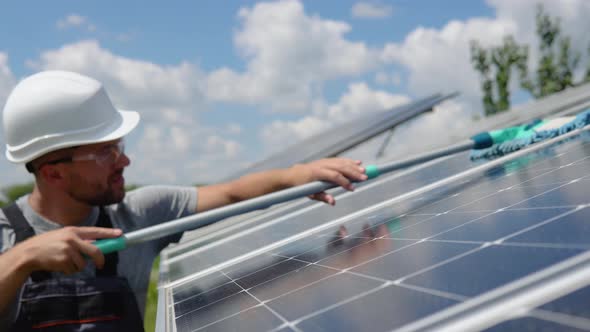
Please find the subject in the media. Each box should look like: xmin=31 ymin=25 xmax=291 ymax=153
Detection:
xmin=106 ymin=185 xmax=197 ymax=229
xmin=119 ymin=185 xmax=197 ymax=208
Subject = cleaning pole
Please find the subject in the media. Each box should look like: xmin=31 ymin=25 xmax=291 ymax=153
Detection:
xmin=93 ymin=140 xmax=475 ymax=255
xmin=93 ymin=112 xmax=590 ymax=255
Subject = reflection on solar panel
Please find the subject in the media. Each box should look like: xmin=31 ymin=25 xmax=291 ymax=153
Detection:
xmin=226 ymin=93 xmax=455 ymax=180
xmin=157 ymin=123 xmax=590 ymax=331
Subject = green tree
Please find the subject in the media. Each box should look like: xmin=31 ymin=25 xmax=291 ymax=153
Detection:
xmin=125 ymin=184 xmax=140 ymax=192
xmin=519 ymin=4 xmax=582 ymax=98
xmin=470 ymin=36 xmax=528 ymax=116
xmin=1 ymin=183 xmax=34 ymax=206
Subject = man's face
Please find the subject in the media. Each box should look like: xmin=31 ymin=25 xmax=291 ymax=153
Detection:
xmin=59 ymin=139 xmax=130 ymax=206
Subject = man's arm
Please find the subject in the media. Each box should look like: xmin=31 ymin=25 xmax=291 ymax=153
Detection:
xmin=0 ymin=226 xmax=122 ymax=313
xmin=0 ymin=245 xmax=32 ymax=313
xmin=197 ymin=158 xmax=368 ymax=212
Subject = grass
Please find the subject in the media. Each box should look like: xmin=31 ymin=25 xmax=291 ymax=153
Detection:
xmin=144 ymin=256 xmax=160 ymax=332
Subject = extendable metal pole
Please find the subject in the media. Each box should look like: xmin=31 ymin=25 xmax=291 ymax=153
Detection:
xmin=94 ymin=113 xmax=590 ymax=254
xmin=94 ymin=139 xmax=476 ymax=254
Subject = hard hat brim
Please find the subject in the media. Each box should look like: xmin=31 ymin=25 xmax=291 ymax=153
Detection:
xmin=5 ymin=108 xmax=140 ymax=163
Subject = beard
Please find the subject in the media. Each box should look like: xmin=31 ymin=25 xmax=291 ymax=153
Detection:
xmin=67 ymin=171 xmax=126 ymax=206
xmin=72 ymin=187 xmax=125 ymax=206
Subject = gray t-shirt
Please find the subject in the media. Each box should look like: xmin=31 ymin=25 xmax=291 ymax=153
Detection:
xmin=0 ymin=185 xmax=197 ymax=327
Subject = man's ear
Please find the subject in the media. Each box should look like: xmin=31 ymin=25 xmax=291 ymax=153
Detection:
xmin=38 ymin=165 xmax=65 ymax=185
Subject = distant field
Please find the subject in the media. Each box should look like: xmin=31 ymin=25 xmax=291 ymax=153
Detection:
xmin=144 ymin=256 xmax=160 ymax=332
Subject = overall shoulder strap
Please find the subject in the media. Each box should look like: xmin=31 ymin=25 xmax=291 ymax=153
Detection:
xmin=96 ymin=207 xmax=119 ymax=277
xmin=1 ymin=202 xmax=52 ymax=281
xmin=1 ymin=202 xmax=36 ymax=244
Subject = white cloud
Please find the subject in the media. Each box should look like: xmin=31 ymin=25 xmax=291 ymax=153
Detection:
xmin=351 ymin=2 xmax=393 ymax=19
xmin=385 ymin=99 xmax=473 ymax=155
xmin=28 ymin=40 xmax=207 ymax=119
xmin=128 ymin=121 xmax=243 ymax=184
xmin=57 ymin=14 xmax=85 ymax=28
xmin=490 ymin=0 xmax=590 ymax=40
xmin=207 ymin=0 xmax=379 ymax=112
xmin=489 ymin=0 xmax=590 ymax=80
xmin=57 ymin=14 xmax=135 ymax=42
xmin=262 ymin=116 xmax=327 ymax=150
xmin=324 ymin=82 xmax=409 ymax=119
xmin=56 ymin=14 xmax=96 ymax=31
xmin=24 ymin=40 xmax=243 ymax=184
xmin=374 ymin=71 xmax=402 ymax=86
xmin=260 ymin=82 xmax=409 ymax=154
xmin=345 ymin=0 xmax=590 ymax=165
xmin=0 ymin=53 xmax=16 ymax=104
xmin=226 ymin=123 xmax=242 ymax=135
xmin=205 ymin=135 xmax=240 ymax=158
xmin=253 ymin=0 xmax=590 ymax=174
xmin=0 ymin=53 xmax=23 ymax=184
xmin=382 ymin=17 xmax=518 ymax=110
xmin=340 ymin=99 xmax=473 ymax=163
xmin=380 ymin=0 xmax=590 ymax=115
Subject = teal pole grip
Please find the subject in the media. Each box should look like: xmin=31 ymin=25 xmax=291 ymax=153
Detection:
xmin=94 ymin=237 xmax=127 ymax=254
xmin=471 ymin=132 xmax=494 ymax=149
xmin=365 ymin=165 xmax=380 ymax=179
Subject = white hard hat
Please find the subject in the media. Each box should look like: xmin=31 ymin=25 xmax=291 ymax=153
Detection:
xmin=2 ymin=70 xmax=140 ymax=163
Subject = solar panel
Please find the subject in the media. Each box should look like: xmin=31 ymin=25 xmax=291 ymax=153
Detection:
xmin=176 ymin=84 xmax=590 ymax=252
xmin=226 ymin=93 xmax=455 ymax=180
xmin=157 ymin=122 xmax=590 ymax=330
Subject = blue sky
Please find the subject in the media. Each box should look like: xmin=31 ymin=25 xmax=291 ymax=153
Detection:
xmin=1 ymin=0 xmax=589 ymax=187
xmin=2 ymin=1 xmax=493 ymax=74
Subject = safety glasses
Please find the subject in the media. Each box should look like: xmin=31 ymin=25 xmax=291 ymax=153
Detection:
xmin=44 ymin=140 xmax=125 ymax=168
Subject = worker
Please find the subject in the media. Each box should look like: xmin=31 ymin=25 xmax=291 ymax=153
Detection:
xmin=0 ymin=71 xmax=367 ymax=331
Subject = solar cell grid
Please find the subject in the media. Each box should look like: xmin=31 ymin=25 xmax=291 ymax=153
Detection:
xmin=163 ymin=129 xmax=590 ymax=331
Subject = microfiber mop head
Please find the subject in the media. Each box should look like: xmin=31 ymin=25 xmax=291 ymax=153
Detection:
xmin=470 ymin=109 xmax=590 ymax=160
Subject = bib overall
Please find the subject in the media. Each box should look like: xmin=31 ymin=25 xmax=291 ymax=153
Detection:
xmin=2 ymin=204 xmax=145 ymax=332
